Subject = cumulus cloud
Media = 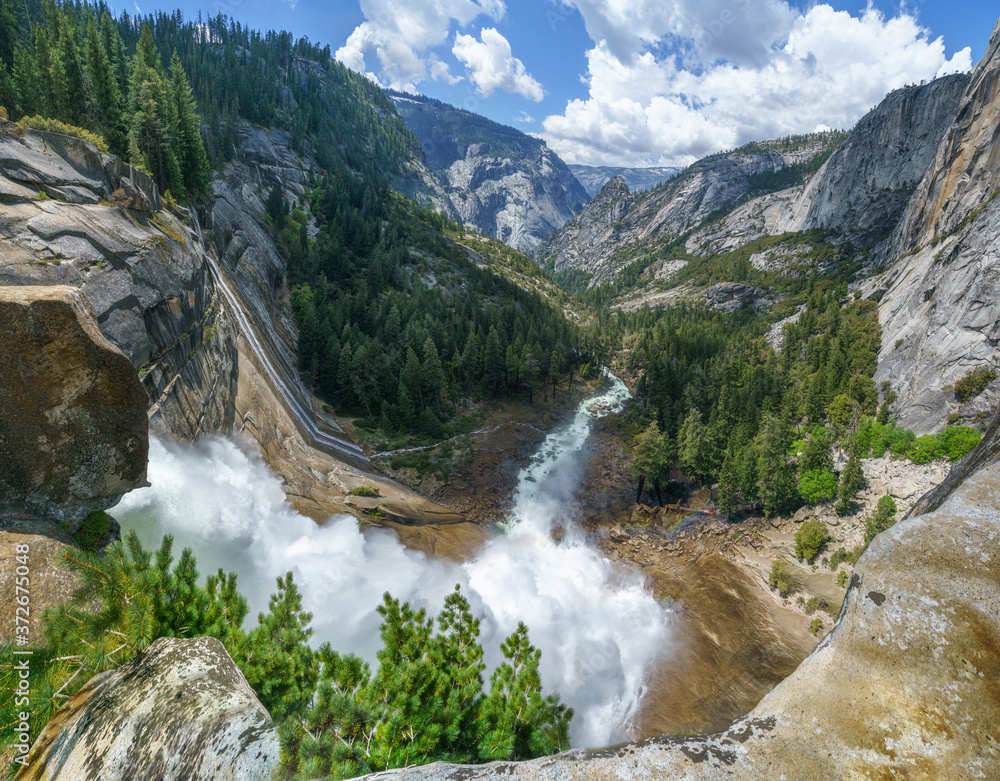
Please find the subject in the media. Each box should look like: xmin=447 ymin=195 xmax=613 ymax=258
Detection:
xmin=453 ymin=28 xmax=545 ymax=101
xmin=514 ymin=111 xmax=536 ymax=123
xmin=542 ymin=3 xmax=974 ymax=167
xmin=335 ymin=0 xmax=506 ymax=90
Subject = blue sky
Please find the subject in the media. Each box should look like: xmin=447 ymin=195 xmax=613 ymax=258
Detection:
xmin=136 ymin=0 xmax=998 ymax=167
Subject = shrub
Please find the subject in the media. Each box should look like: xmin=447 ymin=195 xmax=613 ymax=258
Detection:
xmin=804 ymin=596 xmax=829 ymax=615
xmin=348 ymin=485 xmax=381 ymax=497
xmin=828 ymin=546 xmax=863 ymax=570
xmin=954 ymin=365 xmax=996 ymax=402
xmin=836 ymin=570 xmax=848 ymax=588
xmin=798 ymin=469 xmax=837 ymax=504
xmin=937 ymin=425 xmax=981 ymax=462
xmin=769 ymin=560 xmax=794 ymax=598
xmin=907 ymin=435 xmax=941 ymax=464
xmin=794 ymin=519 xmax=828 ymax=563
xmin=808 ymin=618 xmax=824 ymax=636
xmin=17 ymin=115 xmax=110 ymax=153
xmin=72 ymin=510 xmax=118 ymax=551
xmin=109 ymin=188 xmax=132 ymax=209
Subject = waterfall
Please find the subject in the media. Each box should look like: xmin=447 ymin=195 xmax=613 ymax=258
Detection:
xmin=110 ymin=373 xmax=669 ymax=747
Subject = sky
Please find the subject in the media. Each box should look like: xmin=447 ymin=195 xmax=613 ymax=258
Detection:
xmin=136 ymin=0 xmax=998 ymax=168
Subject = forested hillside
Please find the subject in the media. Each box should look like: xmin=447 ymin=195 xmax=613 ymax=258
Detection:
xmin=0 ymin=0 xmax=416 ymax=195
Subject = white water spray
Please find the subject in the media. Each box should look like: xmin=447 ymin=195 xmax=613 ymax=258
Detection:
xmin=111 ymin=373 xmax=669 ymax=747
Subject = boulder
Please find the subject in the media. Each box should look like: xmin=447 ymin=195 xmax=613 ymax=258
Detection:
xmin=16 ymin=636 xmax=280 ymax=781
xmin=358 ymin=461 xmax=1000 ymax=780
xmin=0 ymin=286 xmax=148 ymax=525
xmin=0 ymin=520 xmax=80 ymax=643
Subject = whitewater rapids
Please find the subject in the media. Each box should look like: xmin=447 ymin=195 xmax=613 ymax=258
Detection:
xmin=111 ymin=373 xmax=670 ymax=746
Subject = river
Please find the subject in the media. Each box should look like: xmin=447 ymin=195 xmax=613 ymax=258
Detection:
xmin=110 ymin=372 xmax=669 ymax=747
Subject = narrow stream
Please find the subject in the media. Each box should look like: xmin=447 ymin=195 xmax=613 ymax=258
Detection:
xmin=111 ymin=372 xmax=669 ymax=747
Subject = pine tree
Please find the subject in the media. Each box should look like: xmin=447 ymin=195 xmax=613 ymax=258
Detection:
xmin=477 ymin=623 xmax=572 ymax=761
xmin=835 ymin=443 xmax=865 ymax=516
xmin=678 ymin=407 xmax=715 ymax=484
xmin=169 ymin=49 xmax=212 ymax=200
xmin=483 ymin=326 xmax=504 ymax=397
xmin=84 ymin=16 xmax=125 ymax=156
xmin=756 ymin=412 xmax=797 ymax=518
xmin=239 ymin=573 xmax=316 ymax=722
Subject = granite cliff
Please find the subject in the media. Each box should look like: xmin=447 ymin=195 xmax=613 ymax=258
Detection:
xmin=871 ymin=18 xmax=1000 ymax=432
xmin=390 ymin=93 xmax=588 ymax=255
xmin=0 ymin=123 xmax=462 ymax=525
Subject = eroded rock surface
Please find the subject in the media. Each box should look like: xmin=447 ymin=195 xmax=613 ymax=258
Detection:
xmin=392 ymin=94 xmax=588 ymax=255
xmin=0 ymin=286 xmax=147 ymax=523
xmin=16 ymin=636 xmax=279 ymax=781
xmin=359 ymin=460 xmax=1000 ymax=780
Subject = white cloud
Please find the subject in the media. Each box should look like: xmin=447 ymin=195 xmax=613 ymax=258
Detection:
xmin=514 ymin=111 xmax=536 ymax=123
xmin=542 ymin=4 xmax=974 ymax=167
xmin=335 ymin=0 xmax=506 ymax=90
xmin=453 ymin=28 xmax=545 ymax=101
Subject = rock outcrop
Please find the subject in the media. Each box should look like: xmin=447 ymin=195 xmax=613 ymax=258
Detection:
xmin=359 ymin=458 xmax=1000 ymax=780
xmin=782 ymin=75 xmax=969 ymax=243
xmin=0 ymin=286 xmax=147 ymax=523
xmin=16 ymin=636 xmax=279 ymax=781
xmin=0 ymin=520 xmax=81 ymax=642
xmin=0 ymin=129 xmax=239 ymax=441
xmin=391 ymin=94 xmax=588 ymax=255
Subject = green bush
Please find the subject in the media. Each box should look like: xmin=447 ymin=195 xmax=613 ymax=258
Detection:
xmin=18 ymin=115 xmax=110 ymax=153
xmin=348 ymin=485 xmax=381 ymax=497
xmin=836 ymin=570 xmax=848 ymax=588
xmin=798 ymin=469 xmax=837 ymax=504
xmin=794 ymin=520 xmax=828 ymax=563
xmin=808 ymin=618 xmax=824 ymax=636
xmin=768 ymin=560 xmax=794 ymax=598
xmin=954 ymin=365 xmax=996 ymax=402
xmin=937 ymin=425 xmax=981 ymax=462
xmin=907 ymin=435 xmax=941 ymax=464
xmin=72 ymin=510 xmax=118 ymax=551
xmin=828 ymin=546 xmax=863 ymax=570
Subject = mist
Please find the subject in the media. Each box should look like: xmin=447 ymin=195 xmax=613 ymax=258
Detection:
xmin=110 ymin=375 xmax=670 ymax=747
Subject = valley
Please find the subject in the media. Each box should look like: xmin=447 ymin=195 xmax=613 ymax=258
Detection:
xmin=0 ymin=2 xmax=999 ymax=780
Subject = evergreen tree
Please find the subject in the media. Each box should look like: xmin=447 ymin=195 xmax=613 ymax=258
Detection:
xmin=756 ymin=412 xmax=797 ymax=518
xmin=84 ymin=17 xmax=125 ymax=156
xmin=677 ymin=407 xmax=715 ymax=484
xmin=169 ymin=49 xmax=212 ymax=200
xmin=835 ymin=443 xmax=865 ymax=516
xmin=628 ymin=421 xmax=674 ymax=504
xmin=477 ymin=623 xmax=572 ymax=761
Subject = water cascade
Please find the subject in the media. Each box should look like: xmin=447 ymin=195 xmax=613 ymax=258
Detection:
xmin=111 ymin=373 xmax=669 ymax=747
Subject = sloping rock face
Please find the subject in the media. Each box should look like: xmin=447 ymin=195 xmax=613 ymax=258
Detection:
xmin=535 ymin=176 xmax=638 ymax=284
xmin=360 ymin=460 xmax=1000 ymax=781
xmin=0 ymin=286 xmax=147 ymax=523
xmin=0 ymin=130 xmax=238 ymax=440
xmin=391 ymin=94 xmax=588 ymax=255
xmin=537 ymin=142 xmax=834 ymax=285
xmin=780 ymin=75 xmax=969 ymax=243
xmin=0 ymin=129 xmax=161 ymax=210
xmin=872 ymin=22 xmax=1000 ymax=432
xmin=16 ymin=636 xmax=279 ymax=781
xmin=0 ymin=520 xmax=80 ymax=642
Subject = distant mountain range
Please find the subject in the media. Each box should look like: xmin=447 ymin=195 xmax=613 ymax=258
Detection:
xmin=568 ymin=165 xmax=682 ymax=198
